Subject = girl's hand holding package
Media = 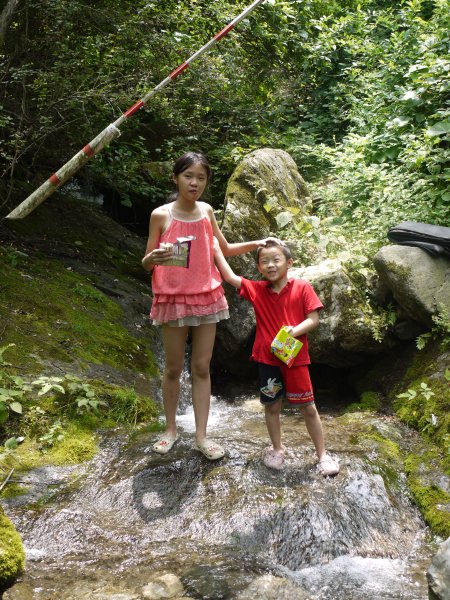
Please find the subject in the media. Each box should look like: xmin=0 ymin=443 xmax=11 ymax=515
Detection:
xmin=142 ymin=244 xmax=173 ymax=267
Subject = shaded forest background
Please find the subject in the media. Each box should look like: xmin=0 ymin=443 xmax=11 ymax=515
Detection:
xmin=0 ymin=0 xmax=449 ymax=245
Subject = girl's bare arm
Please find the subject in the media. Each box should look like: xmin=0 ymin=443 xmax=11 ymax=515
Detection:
xmin=205 ymin=203 xmax=273 ymax=257
xmin=213 ymin=237 xmax=242 ymax=289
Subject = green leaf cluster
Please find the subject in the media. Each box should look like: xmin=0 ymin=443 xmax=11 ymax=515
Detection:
xmin=0 ymin=0 xmax=448 ymax=239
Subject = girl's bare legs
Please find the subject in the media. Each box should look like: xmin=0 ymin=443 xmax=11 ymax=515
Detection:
xmin=264 ymin=399 xmax=283 ymax=452
xmin=299 ymin=403 xmax=326 ymax=460
xmin=190 ymin=323 xmax=217 ymax=443
xmin=161 ymin=325 xmax=189 ymax=438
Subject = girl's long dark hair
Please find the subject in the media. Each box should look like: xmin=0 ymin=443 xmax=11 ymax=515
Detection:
xmin=167 ymin=152 xmax=212 ymax=202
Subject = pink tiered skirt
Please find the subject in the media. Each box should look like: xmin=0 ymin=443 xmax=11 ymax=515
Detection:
xmin=150 ymin=286 xmax=229 ymax=327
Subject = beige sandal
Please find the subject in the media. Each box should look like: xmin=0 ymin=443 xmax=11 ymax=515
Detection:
xmin=194 ymin=438 xmax=225 ymax=460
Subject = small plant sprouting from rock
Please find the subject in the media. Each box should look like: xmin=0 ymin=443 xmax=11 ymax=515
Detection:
xmin=31 ymin=375 xmax=107 ymax=416
xmin=416 ymin=304 xmax=450 ymax=350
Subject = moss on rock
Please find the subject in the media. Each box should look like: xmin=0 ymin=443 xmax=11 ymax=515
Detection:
xmin=404 ymin=452 xmax=450 ymax=538
xmin=0 ymin=506 xmax=25 ymax=590
xmin=343 ymin=391 xmax=382 ymax=413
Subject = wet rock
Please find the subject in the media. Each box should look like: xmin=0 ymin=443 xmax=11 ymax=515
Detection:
xmin=235 ymin=573 xmax=312 ymax=599
xmin=2 ymin=581 xmax=34 ymax=600
xmin=142 ymin=573 xmax=185 ymax=599
xmin=183 ymin=565 xmax=232 ymax=599
xmin=427 ymin=537 xmax=450 ymax=600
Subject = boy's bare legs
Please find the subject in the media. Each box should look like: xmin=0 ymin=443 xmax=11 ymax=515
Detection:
xmin=190 ymin=323 xmax=216 ymax=444
xmin=161 ymin=324 xmax=189 ymax=438
xmin=299 ymin=403 xmax=326 ymax=460
xmin=265 ymin=399 xmax=284 ymax=452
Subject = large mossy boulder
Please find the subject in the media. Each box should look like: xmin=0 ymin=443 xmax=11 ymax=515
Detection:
xmin=374 ymin=246 xmax=450 ymax=327
xmin=0 ymin=506 xmax=25 ymax=590
xmin=221 ymin=148 xmax=310 ymax=275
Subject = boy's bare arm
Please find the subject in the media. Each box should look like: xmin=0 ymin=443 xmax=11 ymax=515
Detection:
xmin=213 ymin=237 xmax=242 ymax=289
xmin=286 ymin=310 xmax=320 ymax=338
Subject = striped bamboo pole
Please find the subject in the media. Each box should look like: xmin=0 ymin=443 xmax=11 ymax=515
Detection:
xmin=6 ymin=0 xmax=266 ymax=219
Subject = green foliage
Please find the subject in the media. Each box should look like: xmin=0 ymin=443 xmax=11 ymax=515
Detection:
xmin=416 ymin=303 xmax=450 ymax=350
xmin=0 ymin=345 xmax=31 ymax=426
xmin=30 ymin=375 xmax=108 ymax=417
xmin=370 ymin=304 xmax=398 ymax=343
xmin=312 ymin=1 xmax=450 ymax=243
xmin=1 ymin=0 xmax=448 ymax=232
xmin=38 ymin=420 xmax=65 ymax=450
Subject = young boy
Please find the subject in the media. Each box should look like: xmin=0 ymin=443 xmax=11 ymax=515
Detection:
xmin=213 ymin=238 xmax=339 ymax=476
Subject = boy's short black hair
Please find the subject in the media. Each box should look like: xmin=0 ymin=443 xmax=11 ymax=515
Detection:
xmin=256 ymin=239 xmax=292 ymax=263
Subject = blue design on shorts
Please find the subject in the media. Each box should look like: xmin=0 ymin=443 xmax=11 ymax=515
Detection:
xmin=261 ymin=377 xmax=283 ymax=399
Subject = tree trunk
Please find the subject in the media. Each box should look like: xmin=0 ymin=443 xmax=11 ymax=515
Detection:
xmin=0 ymin=0 xmax=21 ymax=44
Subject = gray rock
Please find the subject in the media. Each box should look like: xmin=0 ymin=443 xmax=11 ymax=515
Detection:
xmin=235 ymin=574 xmax=312 ymax=599
xmin=291 ymin=260 xmax=392 ymax=367
xmin=142 ymin=573 xmax=185 ymax=599
xmin=374 ymin=246 xmax=450 ymax=327
xmin=427 ymin=537 xmax=450 ymax=600
xmin=221 ymin=147 xmax=310 ymax=280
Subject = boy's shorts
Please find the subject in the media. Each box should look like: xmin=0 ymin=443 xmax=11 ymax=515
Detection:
xmin=258 ymin=363 xmax=315 ymax=406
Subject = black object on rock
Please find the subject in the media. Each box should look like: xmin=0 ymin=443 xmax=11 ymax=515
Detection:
xmin=388 ymin=221 xmax=450 ymax=257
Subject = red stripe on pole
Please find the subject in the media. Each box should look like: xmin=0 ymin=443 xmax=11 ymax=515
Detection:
xmin=123 ymin=100 xmax=145 ymax=118
xmin=83 ymin=144 xmax=94 ymax=157
xmin=49 ymin=174 xmax=61 ymax=186
xmin=214 ymin=23 xmax=235 ymax=41
xmin=170 ymin=62 xmax=189 ymax=79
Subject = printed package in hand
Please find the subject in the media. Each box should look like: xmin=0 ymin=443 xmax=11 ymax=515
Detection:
xmin=160 ymin=236 xmax=196 ymax=268
xmin=270 ymin=326 xmax=303 ymax=367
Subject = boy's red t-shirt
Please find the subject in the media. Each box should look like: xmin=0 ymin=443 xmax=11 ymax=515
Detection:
xmin=239 ymin=277 xmax=323 ymax=366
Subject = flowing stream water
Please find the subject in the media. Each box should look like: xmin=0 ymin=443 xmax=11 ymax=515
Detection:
xmin=3 ymin=373 xmax=438 ymax=600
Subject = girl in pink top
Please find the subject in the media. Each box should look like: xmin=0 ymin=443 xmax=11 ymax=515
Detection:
xmin=142 ymin=152 xmax=271 ymax=461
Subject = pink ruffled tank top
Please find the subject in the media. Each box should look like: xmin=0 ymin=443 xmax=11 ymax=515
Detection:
xmin=151 ymin=203 xmax=223 ymax=296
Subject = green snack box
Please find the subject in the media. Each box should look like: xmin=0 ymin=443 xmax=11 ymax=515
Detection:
xmin=270 ymin=326 xmax=303 ymax=367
